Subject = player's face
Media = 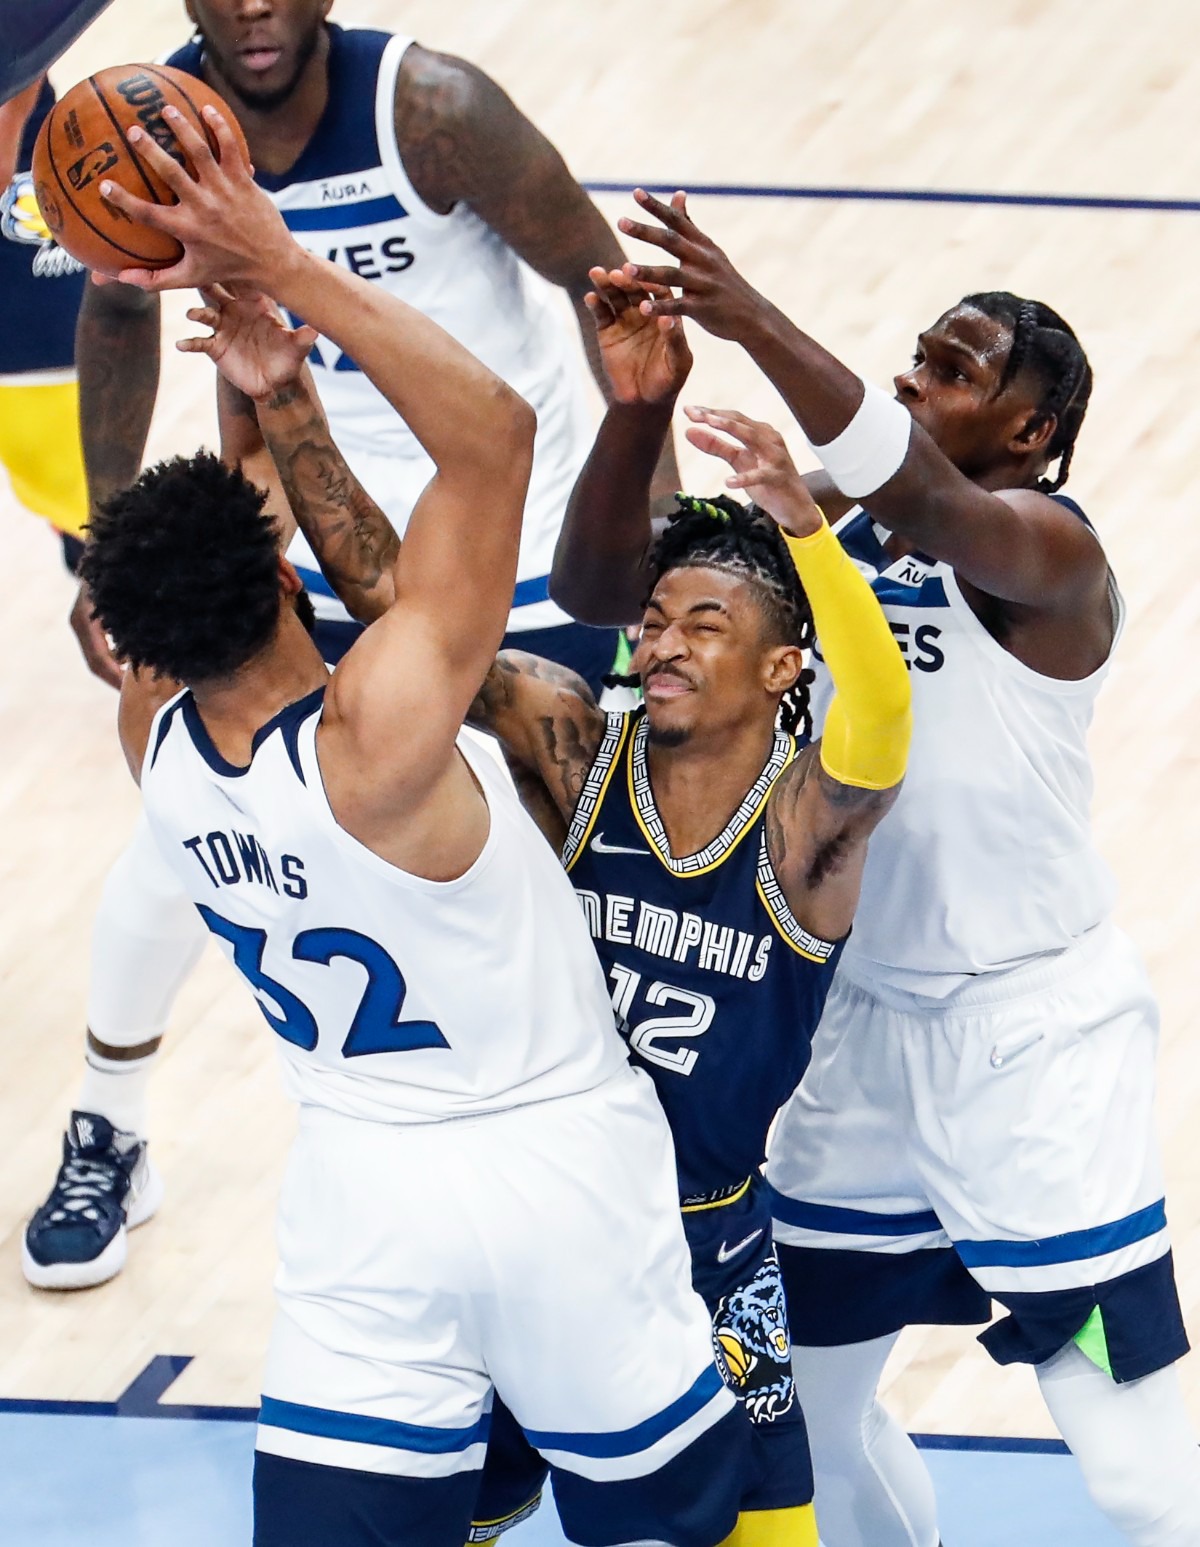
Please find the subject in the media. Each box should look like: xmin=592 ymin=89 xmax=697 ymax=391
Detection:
xmin=186 ymin=0 xmax=333 ymax=111
xmin=892 ymin=306 xmax=1037 ymax=479
xmin=633 ymin=567 xmax=793 ymax=749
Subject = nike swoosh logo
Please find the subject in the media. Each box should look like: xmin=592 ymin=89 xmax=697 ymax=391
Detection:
xmin=989 ymin=1031 xmax=1045 ymax=1070
xmin=717 ymin=1228 xmax=763 ymax=1264
xmin=591 ymin=832 xmax=652 ymax=857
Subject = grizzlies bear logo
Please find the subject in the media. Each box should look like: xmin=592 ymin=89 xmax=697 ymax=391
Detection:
xmin=712 ymin=1249 xmax=795 ymax=1421
xmin=1 ymin=175 xmax=83 ymax=277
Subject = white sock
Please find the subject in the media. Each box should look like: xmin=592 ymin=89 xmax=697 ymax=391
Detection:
xmin=1037 ymin=1341 xmax=1200 ymax=1545
xmin=792 ymin=1335 xmax=938 ymax=1547
xmin=77 ymin=813 xmax=207 ymax=1140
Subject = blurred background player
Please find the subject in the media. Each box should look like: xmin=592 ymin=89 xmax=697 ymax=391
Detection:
xmin=25 ymin=0 xmax=680 ymax=1289
xmin=0 ymin=74 xmax=88 ymax=573
xmin=574 ymin=189 xmax=1200 ymax=1547
xmin=0 ymin=0 xmax=115 ymax=102
xmin=233 ymin=261 xmax=912 ymax=1546
xmin=78 ymin=111 xmax=748 ymax=1547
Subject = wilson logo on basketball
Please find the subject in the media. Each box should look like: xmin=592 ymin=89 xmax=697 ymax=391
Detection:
xmin=66 ymin=144 xmax=119 ymax=192
xmin=113 ymin=73 xmax=187 ymax=167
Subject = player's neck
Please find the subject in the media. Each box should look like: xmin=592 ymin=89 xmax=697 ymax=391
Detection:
xmin=190 ymin=620 xmax=329 ymax=770
xmin=646 ymin=720 xmax=777 ymax=858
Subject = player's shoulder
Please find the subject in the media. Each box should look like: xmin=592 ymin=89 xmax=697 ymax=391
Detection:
xmin=395 ymin=42 xmax=512 ymax=131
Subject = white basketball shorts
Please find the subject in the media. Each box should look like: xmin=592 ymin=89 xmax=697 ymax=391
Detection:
xmin=767 ymin=923 xmax=1189 ymax=1381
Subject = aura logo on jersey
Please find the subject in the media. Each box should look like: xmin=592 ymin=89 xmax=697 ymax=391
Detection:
xmin=712 ymin=1255 xmax=795 ymax=1421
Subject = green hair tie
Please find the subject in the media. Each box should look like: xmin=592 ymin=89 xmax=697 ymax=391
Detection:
xmin=673 ymin=493 xmax=732 ymax=524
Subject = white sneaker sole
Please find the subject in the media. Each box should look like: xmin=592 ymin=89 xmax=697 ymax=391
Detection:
xmin=21 ymin=1161 xmax=165 ymax=1291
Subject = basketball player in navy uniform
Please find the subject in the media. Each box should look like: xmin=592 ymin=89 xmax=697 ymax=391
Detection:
xmin=551 ymin=191 xmax=1200 ymax=1547
xmin=207 ymin=259 xmax=913 ymax=1545
xmin=0 ymin=74 xmax=88 ymax=571
xmin=76 ymin=107 xmax=750 ymax=1547
xmin=25 ymin=0 xmax=679 ymax=1287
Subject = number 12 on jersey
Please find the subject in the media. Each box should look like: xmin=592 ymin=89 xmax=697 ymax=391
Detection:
xmin=608 ymin=963 xmax=715 ymax=1077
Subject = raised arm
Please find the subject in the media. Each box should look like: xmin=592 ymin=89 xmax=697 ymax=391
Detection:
xmin=394 ymin=48 xmax=681 ymax=516
xmin=620 ymin=191 xmax=1108 ymax=616
xmin=550 ymin=269 xmax=693 ymax=625
xmin=687 ymin=410 xmax=911 ymax=944
xmin=104 ymin=104 xmax=534 ymax=813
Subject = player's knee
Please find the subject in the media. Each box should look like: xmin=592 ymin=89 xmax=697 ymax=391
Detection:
xmin=1075 ymin=1445 xmax=1200 ymax=1545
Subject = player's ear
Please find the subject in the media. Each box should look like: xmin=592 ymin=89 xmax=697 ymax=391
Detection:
xmin=184 ymin=0 xmax=199 ymax=30
xmin=763 ymin=643 xmax=803 ymax=696
xmin=1011 ymin=409 xmax=1056 ymax=459
xmin=279 ymin=556 xmax=303 ymax=596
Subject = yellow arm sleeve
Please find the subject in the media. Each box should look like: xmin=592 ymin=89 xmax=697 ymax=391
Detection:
xmin=782 ymin=519 xmax=912 ymax=791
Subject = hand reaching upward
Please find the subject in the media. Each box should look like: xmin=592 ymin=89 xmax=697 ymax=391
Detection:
xmin=584 ymin=264 xmax=692 ymax=405
xmin=685 ymin=406 xmax=823 ymax=538
xmin=179 ymin=285 xmax=317 ymax=403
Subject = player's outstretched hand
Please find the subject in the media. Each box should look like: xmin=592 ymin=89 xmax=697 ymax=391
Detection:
xmin=685 ymin=407 xmax=822 ymax=537
xmin=617 ymin=190 xmax=764 ymax=343
xmin=98 ymin=105 xmax=295 ymax=293
xmin=584 ymin=265 xmax=692 ymax=405
xmin=69 ymin=580 xmax=123 ymax=689
xmin=180 ymin=284 xmax=317 ymax=402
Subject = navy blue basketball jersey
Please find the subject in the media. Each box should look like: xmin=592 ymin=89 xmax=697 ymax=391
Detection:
xmin=0 ymin=78 xmax=86 ymax=376
xmin=562 ymin=709 xmax=846 ymax=1199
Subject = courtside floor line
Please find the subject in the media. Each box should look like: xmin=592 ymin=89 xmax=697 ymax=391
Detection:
xmin=0 ymin=1353 xmax=1071 ymax=1452
xmin=584 ymin=180 xmax=1200 ymax=215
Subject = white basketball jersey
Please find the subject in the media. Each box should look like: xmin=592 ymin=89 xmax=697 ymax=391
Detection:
xmin=140 ymin=686 xmax=628 ymax=1123
xmin=168 ymin=27 xmax=594 ymax=630
xmin=813 ymin=501 xmax=1120 ymax=995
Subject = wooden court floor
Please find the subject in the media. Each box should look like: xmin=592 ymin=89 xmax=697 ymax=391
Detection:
xmin=1 ymin=0 xmax=1197 ymax=1443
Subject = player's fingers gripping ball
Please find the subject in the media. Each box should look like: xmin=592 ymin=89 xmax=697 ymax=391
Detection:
xmin=32 ymin=64 xmax=249 ymax=276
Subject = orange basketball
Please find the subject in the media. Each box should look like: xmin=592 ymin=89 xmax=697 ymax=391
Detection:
xmin=32 ymin=64 xmax=250 ymax=276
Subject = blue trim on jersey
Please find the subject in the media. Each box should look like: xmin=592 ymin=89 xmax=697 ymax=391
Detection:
xmin=511 ymin=573 xmax=551 ymax=607
xmin=300 ymin=565 xmax=552 ymax=609
xmin=768 ymin=1184 xmax=944 ymax=1236
xmin=295 ymin=564 xmax=339 ymax=600
xmin=259 ymin=1395 xmax=490 ymax=1453
xmin=955 ymin=1200 xmax=1167 ymax=1270
xmin=182 ymin=687 xmax=326 ymax=779
xmin=870 ymin=574 xmax=949 ymax=608
xmin=148 ymin=696 xmax=188 ymax=771
xmin=281 ymin=194 xmax=409 ymax=232
xmin=522 ymin=1365 xmax=724 ymax=1458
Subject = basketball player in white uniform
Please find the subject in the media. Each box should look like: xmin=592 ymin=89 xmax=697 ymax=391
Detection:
xmin=26 ymin=0 xmax=676 ymax=1286
xmin=76 ymin=115 xmax=749 ymax=1547
xmin=552 ymin=193 xmax=1200 ymax=1545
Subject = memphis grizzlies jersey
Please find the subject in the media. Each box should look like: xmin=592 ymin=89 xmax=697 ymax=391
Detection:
xmin=560 ymin=708 xmax=845 ymax=1198
xmin=0 ymin=77 xmax=85 ymax=379
xmin=140 ymin=688 xmax=628 ymax=1124
xmin=810 ymin=500 xmax=1121 ymax=994
xmin=167 ymin=27 xmax=592 ymax=632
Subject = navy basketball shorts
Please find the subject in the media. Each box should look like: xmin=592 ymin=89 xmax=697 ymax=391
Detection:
xmin=471 ymin=1178 xmax=813 ymax=1540
xmin=252 ymin=1066 xmax=748 ymax=1547
xmin=767 ymin=923 xmax=1190 ymax=1382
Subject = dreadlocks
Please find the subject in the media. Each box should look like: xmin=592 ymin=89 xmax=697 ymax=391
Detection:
xmin=611 ymin=493 xmax=816 ymax=737
xmin=962 ymin=291 xmax=1093 ymax=493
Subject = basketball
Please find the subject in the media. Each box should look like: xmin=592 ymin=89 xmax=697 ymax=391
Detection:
xmin=31 ymin=64 xmax=249 ymax=276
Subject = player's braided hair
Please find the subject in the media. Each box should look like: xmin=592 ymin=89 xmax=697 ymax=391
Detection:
xmin=610 ymin=493 xmax=816 ymax=737
xmin=962 ymin=291 xmax=1093 ymax=492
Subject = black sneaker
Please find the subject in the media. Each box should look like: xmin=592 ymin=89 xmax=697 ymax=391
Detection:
xmin=22 ymin=1111 xmax=163 ymax=1290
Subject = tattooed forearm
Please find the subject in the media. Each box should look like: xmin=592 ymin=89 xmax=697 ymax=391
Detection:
xmin=76 ymin=284 xmax=161 ymax=508
xmin=259 ymin=398 xmax=399 ymax=623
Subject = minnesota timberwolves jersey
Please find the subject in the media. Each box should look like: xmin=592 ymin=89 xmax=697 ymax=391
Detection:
xmin=561 ymin=709 xmax=845 ymax=1198
xmin=140 ymin=687 xmax=628 ymax=1124
xmin=0 ymin=77 xmax=86 ymax=379
xmin=812 ymin=499 xmax=1121 ymax=994
xmin=167 ymin=27 xmax=593 ymax=630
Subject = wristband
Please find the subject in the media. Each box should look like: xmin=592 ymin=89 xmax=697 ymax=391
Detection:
xmin=813 ymin=381 xmax=912 ymax=499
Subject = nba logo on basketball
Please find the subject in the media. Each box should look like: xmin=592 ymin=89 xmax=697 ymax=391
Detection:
xmin=66 ymin=144 xmax=119 ymax=192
